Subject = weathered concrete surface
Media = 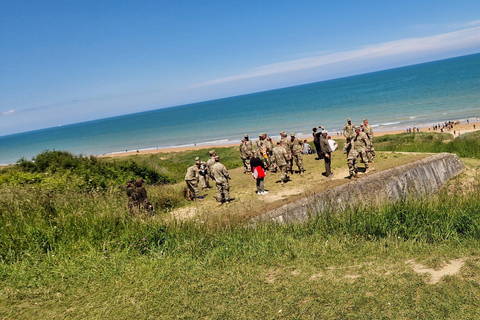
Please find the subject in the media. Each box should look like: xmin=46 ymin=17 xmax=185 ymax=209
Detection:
xmin=251 ymin=153 xmax=465 ymax=225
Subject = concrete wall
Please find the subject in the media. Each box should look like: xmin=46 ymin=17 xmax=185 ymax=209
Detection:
xmin=251 ymin=153 xmax=465 ymax=225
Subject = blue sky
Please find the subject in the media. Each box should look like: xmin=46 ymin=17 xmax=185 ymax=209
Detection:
xmin=1 ymin=1 xmax=480 ymax=136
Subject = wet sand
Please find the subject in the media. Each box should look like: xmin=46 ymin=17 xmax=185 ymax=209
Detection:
xmin=100 ymin=122 xmax=479 ymax=159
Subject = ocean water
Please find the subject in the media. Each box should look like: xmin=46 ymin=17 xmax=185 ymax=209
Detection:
xmin=1 ymin=53 xmax=480 ymax=165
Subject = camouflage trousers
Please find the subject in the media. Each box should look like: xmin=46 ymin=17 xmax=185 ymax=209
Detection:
xmin=287 ymin=155 xmax=293 ymax=173
xmin=215 ymin=181 xmax=230 ymax=202
xmin=199 ymin=175 xmax=210 ymax=189
xmin=358 ymin=149 xmax=370 ymax=168
xmin=367 ymin=146 xmax=375 ymax=160
xmin=186 ymin=180 xmax=200 ymax=199
xmin=292 ymin=153 xmax=304 ymax=172
xmin=241 ymin=157 xmax=251 ymax=173
xmin=347 ymin=157 xmax=358 ymax=176
xmin=277 ymin=165 xmax=288 ymax=182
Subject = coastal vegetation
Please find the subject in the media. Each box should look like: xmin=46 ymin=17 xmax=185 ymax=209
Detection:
xmin=1 ymin=131 xmax=480 ymax=318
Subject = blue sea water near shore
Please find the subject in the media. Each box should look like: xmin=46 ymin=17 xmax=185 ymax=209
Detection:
xmin=1 ymin=53 xmax=480 ymax=165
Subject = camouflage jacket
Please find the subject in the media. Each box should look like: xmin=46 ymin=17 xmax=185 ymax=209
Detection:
xmin=272 ymin=146 xmax=288 ymax=166
xmin=290 ymin=138 xmax=304 ymax=155
xmin=343 ymin=123 xmax=357 ymax=137
xmin=353 ymin=132 xmax=371 ymax=152
xmin=211 ymin=162 xmax=230 ymax=184
xmin=344 ymin=141 xmax=358 ymax=160
xmin=185 ymin=165 xmax=199 ymax=181
xmin=281 ymin=137 xmax=292 ymax=156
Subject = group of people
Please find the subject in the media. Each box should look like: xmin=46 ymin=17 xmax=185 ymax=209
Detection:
xmin=126 ymin=178 xmax=155 ymax=216
xmin=184 ymin=151 xmax=232 ymax=205
xmin=127 ymin=117 xmax=376 ymax=210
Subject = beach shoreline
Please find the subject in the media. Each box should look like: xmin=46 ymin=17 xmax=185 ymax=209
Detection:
xmin=100 ymin=122 xmax=479 ymax=159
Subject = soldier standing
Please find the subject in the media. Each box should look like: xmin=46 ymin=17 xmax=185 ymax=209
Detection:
xmin=344 ymin=137 xmax=359 ymax=179
xmin=135 ymin=178 xmax=154 ymax=214
xmin=198 ymin=160 xmax=210 ymax=191
xmin=319 ymin=131 xmax=333 ymax=177
xmin=280 ymin=131 xmax=293 ymax=174
xmin=185 ymin=160 xmax=203 ymax=201
xmin=353 ymin=127 xmax=371 ymax=173
xmin=126 ymin=179 xmax=137 ymax=216
xmin=206 ymin=150 xmax=216 ymax=181
xmin=343 ymin=118 xmax=356 ymax=140
xmin=244 ymin=134 xmax=254 ymax=158
xmin=362 ymin=119 xmax=375 ymax=161
xmin=265 ymin=136 xmax=275 ymax=172
xmin=272 ymin=141 xmax=289 ymax=185
xmin=211 ymin=156 xmax=231 ymax=205
xmin=239 ymin=139 xmax=252 ymax=174
xmin=290 ymin=132 xmax=305 ymax=175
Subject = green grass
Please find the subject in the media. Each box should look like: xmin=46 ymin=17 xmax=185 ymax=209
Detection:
xmin=2 ymin=132 xmax=480 ymax=318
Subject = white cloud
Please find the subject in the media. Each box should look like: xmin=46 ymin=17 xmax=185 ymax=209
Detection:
xmin=192 ymin=25 xmax=480 ymax=88
xmin=1 ymin=110 xmax=15 ymax=116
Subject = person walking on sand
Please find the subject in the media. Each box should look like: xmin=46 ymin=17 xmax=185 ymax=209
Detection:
xmin=249 ymin=151 xmax=267 ymax=194
xmin=211 ymin=156 xmax=231 ymax=205
xmin=319 ymin=130 xmax=333 ymax=177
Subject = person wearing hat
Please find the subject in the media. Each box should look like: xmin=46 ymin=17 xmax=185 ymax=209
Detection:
xmin=210 ymin=156 xmax=231 ymax=205
xmin=280 ymin=131 xmax=293 ymax=174
xmin=239 ymin=138 xmax=252 ymax=174
xmin=353 ymin=127 xmax=372 ymax=173
xmin=198 ymin=160 xmax=210 ymax=191
xmin=362 ymin=119 xmax=375 ymax=161
xmin=185 ymin=160 xmax=203 ymax=201
xmin=319 ymin=130 xmax=333 ymax=177
xmin=135 ymin=178 xmax=154 ymax=214
xmin=126 ymin=179 xmax=137 ymax=216
xmin=272 ymin=140 xmax=289 ymax=185
xmin=244 ymin=134 xmax=254 ymax=156
xmin=206 ymin=150 xmax=216 ymax=181
xmin=290 ymin=132 xmax=305 ymax=175
xmin=343 ymin=118 xmax=356 ymax=140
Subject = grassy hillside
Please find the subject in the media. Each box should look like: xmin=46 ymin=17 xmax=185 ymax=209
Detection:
xmin=1 ymin=132 xmax=480 ymax=319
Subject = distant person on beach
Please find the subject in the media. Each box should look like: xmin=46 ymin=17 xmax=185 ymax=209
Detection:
xmin=211 ymin=156 xmax=231 ymax=205
xmin=290 ymin=132 xmax=305 ymax=175
xmin=353 ymin=128 xmax=371 ymax=174
xmin=185 ymin=160 xmax=203 ymax=201
xmin=250 ymin=151 xmax=267 ymax=194
xmin=319 ymin=130 xmax=333 ymax=177
xmin=344 ymin=137 xmax=358 ymax=180
xmin=135 ymin=178 xmax=154 ymax=215
xmin=272 ymin=141 xmax=289 ymax=185
xmin=343 ymin=118 xmax=356 ymax=140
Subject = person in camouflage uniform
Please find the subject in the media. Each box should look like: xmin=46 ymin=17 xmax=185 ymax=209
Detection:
xmin=280 ymin=131 xmax=293 ymax=174
xmin=135 ymin=178 xmax=154 ymax=215
xmin=353 ymin=127 xmax=371 ymax=173
xmin=206 ymin=150 xmax=216 ymax=180
xmin=343 ymin=118 xmax=356 ymax=140
xmin=198 ymin=160 xmax=210 ymax=191
xmin=344 ymin=137 xmax=359 ymax=179
xmin=185 ymin=160 xmax=203 ymax=201
xmin=239 ymin=139 xmax=252 ymax=174
xmin=362 ymin=119 xmax=375 ymax=161
xmin=210 ymin=156 xmax=231 ymax=205
xmin=272 ymin=141 xmax=289 ymax=185
xmin=290 ymin=132 xmax=305 ymax=174
xmin=265 ymin=136 xmax=276 ymax=172
xmin=244 ymin=134 xmax=254 ymax=157
xmin=126 ymin=179 xmax=137 ymax=216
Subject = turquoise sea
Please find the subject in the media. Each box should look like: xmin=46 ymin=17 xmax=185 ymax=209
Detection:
xmin=1 ymin=53 xmax=480 ymax=165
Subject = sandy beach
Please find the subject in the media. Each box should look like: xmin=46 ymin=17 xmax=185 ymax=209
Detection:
xmin=100 ymin=122 xmax=479 ymax=159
